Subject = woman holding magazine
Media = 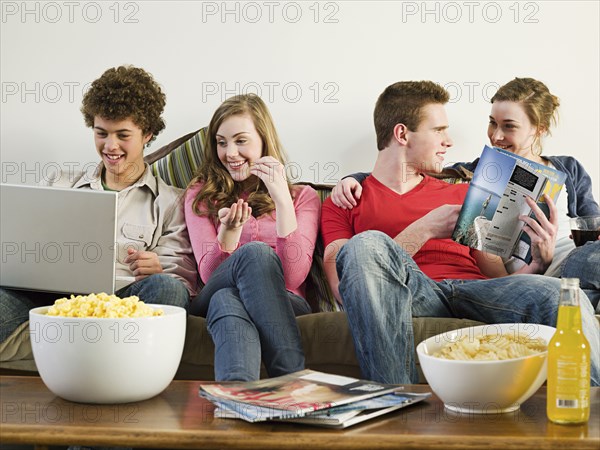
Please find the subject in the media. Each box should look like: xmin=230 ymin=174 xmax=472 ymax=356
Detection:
xmin=331 ymin=77 xmax=600 ymax=310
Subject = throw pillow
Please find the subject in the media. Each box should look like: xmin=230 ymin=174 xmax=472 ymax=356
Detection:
xmin=146 ymin=128 xmax=208 ymax=189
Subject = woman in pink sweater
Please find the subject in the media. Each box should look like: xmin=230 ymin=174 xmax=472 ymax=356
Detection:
xmin=184 ymin=94 xmax=320 ymax=381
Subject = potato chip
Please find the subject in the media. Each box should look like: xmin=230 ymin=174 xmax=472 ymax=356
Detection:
xmin=433 ymin=333 xmax=546 ymax=360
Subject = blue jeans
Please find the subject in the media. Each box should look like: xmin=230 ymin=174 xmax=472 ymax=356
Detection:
xmin=561 ymin=240 xmax=600 ymax=312
xmin=189 ymin=242 xmax=311 ymax=382
xmin=115 ymin=273 xmax=189 ymax=308
xmin=337 ymin=231 xmax=600 ymax=386
xmin=0 ymin=273 xmax=189 ymax=343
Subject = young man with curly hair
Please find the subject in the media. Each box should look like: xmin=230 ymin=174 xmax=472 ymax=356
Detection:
xmin=0 ymin=66 xmax=197 ymax=344
xmin=320 ymin=81 xmax=600 ymax=386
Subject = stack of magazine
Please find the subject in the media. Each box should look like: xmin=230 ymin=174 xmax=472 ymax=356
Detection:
xmin=199 ymin=369 xmax=430 ymax=428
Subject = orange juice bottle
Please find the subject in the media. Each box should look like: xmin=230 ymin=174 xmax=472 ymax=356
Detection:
xmin=547 ymin=278 xmax=590 ymax=424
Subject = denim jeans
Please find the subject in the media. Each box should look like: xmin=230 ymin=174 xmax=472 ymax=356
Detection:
xmin=189 ymin=242 xmax=311 ymax=382
xmin=337 ymin=231 xmax=600 ymax=386
xmin=115 ymin=273 xmax=189 ymax=308
xmin=0 ymin=273 xmax=189 ymax=343
xmin=560 ymin=240 xmax=600 ymax=312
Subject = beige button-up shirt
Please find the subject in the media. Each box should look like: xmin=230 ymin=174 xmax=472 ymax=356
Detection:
xmin=45 ymin=163 xmax=198 ymax=297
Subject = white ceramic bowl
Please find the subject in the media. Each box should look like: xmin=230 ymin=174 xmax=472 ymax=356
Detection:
xmin=417 ymin=323 xmax=556 ymax=414
xmin=30 ymin=304 xmax=186 ymax=404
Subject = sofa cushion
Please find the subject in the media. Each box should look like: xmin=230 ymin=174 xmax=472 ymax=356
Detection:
xmin=0 ymin=322 xmax=30 ymax=368
xmin=146 ymin=127 xmax=207 ymax=189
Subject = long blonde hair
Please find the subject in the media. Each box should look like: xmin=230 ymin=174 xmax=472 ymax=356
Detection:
xmin=189 ymin=94 xmax=292 ymax=219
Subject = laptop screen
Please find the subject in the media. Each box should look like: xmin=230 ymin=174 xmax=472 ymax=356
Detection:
xmin=1 ymin=184 xmax=118 ymax=295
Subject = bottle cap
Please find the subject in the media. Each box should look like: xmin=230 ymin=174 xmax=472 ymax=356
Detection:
xmin=560 ymin=278 xmax=579 ymax=289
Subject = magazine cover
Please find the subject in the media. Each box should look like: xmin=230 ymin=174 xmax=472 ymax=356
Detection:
xmin=215 ymin=392 xmax=431 ymax=428
xmin=453 ymin=145 xmax=566 ymax=263
xmin=199 ymin=369 xmax=404 ymax=422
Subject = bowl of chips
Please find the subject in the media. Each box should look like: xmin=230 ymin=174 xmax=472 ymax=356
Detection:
xmin=416 ymin=323 xmax=556 ymax=414
xmin=29 ymin=293 xmax=186 ymax=404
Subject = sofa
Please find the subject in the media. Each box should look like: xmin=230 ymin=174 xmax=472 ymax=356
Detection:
xmin=0 ymin=127 xmax=486 ymax=382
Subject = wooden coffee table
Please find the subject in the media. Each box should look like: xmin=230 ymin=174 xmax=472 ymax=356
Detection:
xmin=1 ymin=375 xmax=598 ymax=449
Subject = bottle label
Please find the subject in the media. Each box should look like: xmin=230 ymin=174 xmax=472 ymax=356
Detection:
xmin=554 ymin=357 xmax=590 ymax=409
xmin=556 ymin=399 xmax=578 ymax=408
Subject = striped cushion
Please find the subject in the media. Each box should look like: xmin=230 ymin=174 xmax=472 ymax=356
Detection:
xmin=149 ymin=128 xmax=208 ymax=189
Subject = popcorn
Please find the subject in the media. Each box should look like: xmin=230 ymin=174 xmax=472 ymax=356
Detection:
xmin=46 ymin=293 xmax=163 ymax=318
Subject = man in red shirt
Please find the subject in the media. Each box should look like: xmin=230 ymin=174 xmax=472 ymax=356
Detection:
xmin=320 ymin=81 xmax=599 ymax=386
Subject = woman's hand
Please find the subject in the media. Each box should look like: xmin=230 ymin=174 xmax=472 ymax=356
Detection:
xmin=217 ymin=199 xmax=252 ymax=252
xmin=331 ymin=178 xmax=362 ymax=209
xmin=250 ymin=156 xmax=298 ymax=237
xmin=218 ymin=199 xmax=252 ymax=230
xmin=249 ymin=156 xmax=290 ymax=204
xmin=520 ymin=194 xmax=558 ymax=273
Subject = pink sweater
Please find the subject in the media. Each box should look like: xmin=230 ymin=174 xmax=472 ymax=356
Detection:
xmin=184 ymin=184 xmax=321 ymax=298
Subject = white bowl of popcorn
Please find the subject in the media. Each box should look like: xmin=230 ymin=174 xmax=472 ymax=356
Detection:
xmin=416 ymin=323 xmax=556 ymax=414
xmin=29 ymin=293 xmax=186 ymax=404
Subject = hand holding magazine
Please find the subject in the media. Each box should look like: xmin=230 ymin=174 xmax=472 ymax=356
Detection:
xmin=452 ymin=145 xmax=566 ymax=263
xmin=199 ymin=369 xmax=430 ymax=428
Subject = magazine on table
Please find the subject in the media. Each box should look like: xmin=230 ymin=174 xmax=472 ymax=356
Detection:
xmin=452 ymin=145 xmax=566 ymax=263
xmin=215 ymin=392 xmax=430 ymax=428
xmin=199 ymin=369 xmax=431 ymax=427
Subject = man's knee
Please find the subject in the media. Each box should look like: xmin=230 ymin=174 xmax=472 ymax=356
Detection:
xmin=141 ymin=274 xmax=189 ymax=307
xmin=339 ymin=231 xmax=385 ymax=263
xmin=337 ymin=230 xmax=407 ymax=275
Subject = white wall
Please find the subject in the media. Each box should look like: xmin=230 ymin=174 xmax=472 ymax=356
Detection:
xmin=1 ymin=1 xmax=598 ymax=198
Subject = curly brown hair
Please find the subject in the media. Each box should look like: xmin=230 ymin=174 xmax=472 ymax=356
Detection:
xmin=81 ymin=66 xmax=166 ymax=144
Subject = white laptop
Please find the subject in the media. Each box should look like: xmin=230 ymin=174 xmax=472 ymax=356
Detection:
xmin=0 ymin=183 xmax=120 ymax=295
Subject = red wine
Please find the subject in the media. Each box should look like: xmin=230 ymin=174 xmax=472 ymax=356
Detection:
xmin=572 ymin=229 xmax=600 ymax=247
